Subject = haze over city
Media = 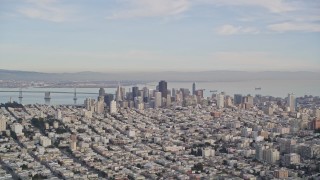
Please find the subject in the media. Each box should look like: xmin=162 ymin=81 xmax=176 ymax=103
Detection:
xmin=1 ymin=1 xmax=320 ymax=180
xmin=1 ymin=0 xmax=320 ymax=72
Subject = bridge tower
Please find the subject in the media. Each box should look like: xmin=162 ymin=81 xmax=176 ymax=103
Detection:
xmin=44 ymin=92 xmax=51 ymax=105
xmin=73 ymin=88 xmax=77 ymax=104
xmin=44 ymin=92 xmax=51 ymax=100
xmin=18 ymin=88 xmax=23 ymax=104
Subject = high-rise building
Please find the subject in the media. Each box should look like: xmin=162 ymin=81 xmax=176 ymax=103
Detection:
xmin=288 ymin=93 xmax=296 ymax=112
xmin=116 ymin=85 xmax=122 ymax=102
xmin=154 ymin=91 xmax=162 ymax=108
xmin=159 ymin=80 xmax=167 ymax=98
xmin=244 ymin=94 xmax=254 ymax=108
xmin=225 ymin=96 xmax=233 ymax=107
xmin=166 ymin=94 xmax=172 ymax=107
xmin=0 ymin=116 xmax=7 ymax=132
xmin=96 ymin=96 xmax=105 ymax=114
xmin=172 ymin=88 xmax=176 ymax=98
xmin=217 ymin=93 xmax=224 ymax=108
xmin=132 ymin=86 xmax=139 ymax=100
xmin=99 ymin=87 xmax=105 ymax=96
xmin=142 ymin=87 xmax=149 ymax=103
xmin=195 ymin=90 xmax=204 ymax=98
xmin=104 ymin=94 xmax=114 ymax=107
xmin=256 ymin=144 xmax=268 ymax=161
xmin=84 ymin=98 xmax=95 ymax=111
xmin=192 ymin=82 xmax=196 ymax=95
xmin=70 ymin=134 xmax=77 ymax=151
xmin=110 ymin=100 xmax=117 ymax=114
xmin=180 ymin=88 xmax=190 ymax=100
xmin=280 ymin=139 xmax=296 ymax=153
xmin=265 ymin=148 xmax=280 ymax=164
xmin=234 ymin=94 xmax=243 ymax=105
xmin=283 ymin=153 xmax=300 ymax=167
xmin=120 ymin=87 xmax=126 ymax=100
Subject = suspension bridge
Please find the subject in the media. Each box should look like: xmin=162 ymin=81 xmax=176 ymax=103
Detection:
xmin=0 ymin=88 xmax=100 ymax=104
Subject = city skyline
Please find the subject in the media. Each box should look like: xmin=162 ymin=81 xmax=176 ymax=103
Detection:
xmin=1 ymin=0 xmax=320 ymax=72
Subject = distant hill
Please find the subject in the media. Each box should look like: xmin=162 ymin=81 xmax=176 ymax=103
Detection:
xmin=0 ymin=69 xmax=319 ymax=82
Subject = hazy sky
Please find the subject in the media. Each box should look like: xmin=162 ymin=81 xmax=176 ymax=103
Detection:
xmin=1 ymin=0 xmax=320 ymax=72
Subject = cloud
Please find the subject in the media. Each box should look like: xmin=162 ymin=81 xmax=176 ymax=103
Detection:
xmin=17 ymin=0 xmax=70 ymax=22
xmin=268 ymin=22 xmax=320 ymax=32
xmin=216 ymin=24 xmax=259 ymax=35
xmin=198 ymin=0 xmax=295 ymax=13
xmin=106 ymin=0 xmax=190 ymax=19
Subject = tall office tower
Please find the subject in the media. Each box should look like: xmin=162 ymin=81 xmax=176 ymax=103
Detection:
xmin=246 ymin=94 xmax=254 ymax=106
xmin=99 ymin=88 xmax=105 ymax=96
xmin=166 ymin=94 xmax=172 ymax=107
xmin=116 ymin=85 xmax=122 ymax=102
xmin=126 ymin=92 xmax=133 ymax=101
xmin=225 ymin=96 xmax=233 ymax=107
xmin=195 ymin=90 xmax=204 ymax=98
xmin=192 ymin=82 xmax=196 ymax=95
xmin=96 ymin=96 xmax=105 ymax=114
xmin=110 ymin=100 xmax=117 ymax=114
xmin=167 ymin=89 xmax=171 ymax=97
xmin=70 ymin=134 xmax=77 ymax=151
xmin=134 ymin=97 xmax=144 ymax=110
xmin=0 ymin=115 xmax=7 ymax=132
xmin=84 ymin=98 xmax=94 ymax=111
xmin=148 ymin=89 xmax=155 ymax=98
xmin=217 ymin=93 xmax=225 ymax=108
xmin=288 ymin=93 xmax=296 ymax=112
xmin=132 ymin=86 xmax=139 ymax=100
xmin=120 ymin=87 xmax=126 ymax=100
xmin=158 ymin=80 xmax=168 ymax=98
xmin=180 ymin=88 xmax=190 ymax=100
xmin=142 ymin=87 xmax=149 ymax=103
xmin=104 ymin=94 xmax=114 ymax=107
xmin=265 ymin=148 xmax=280 ymax=164
xmin=234 ymin=94 xmax=243 ymax=105
xmin=154 ymin=91 xmax=162 ymax=108
xmin=138 ymin=90 xmax=144 ymax=97
xmin=172 ymin=88 xmax=176 ymax=98
xmin=175 ymin=91 xmax=183 ymax=103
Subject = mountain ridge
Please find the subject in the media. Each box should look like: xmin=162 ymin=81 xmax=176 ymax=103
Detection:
xmin=0 ymin=69 xmax=319 ymax=82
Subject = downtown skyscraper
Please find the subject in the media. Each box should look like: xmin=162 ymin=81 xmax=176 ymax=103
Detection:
xmin=158 ymin=80 xmax=167 ymax=98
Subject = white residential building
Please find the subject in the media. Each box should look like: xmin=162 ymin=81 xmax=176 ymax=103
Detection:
xmin=110 ymin=100 xmax=117 ymax=114
xmin=217 ymin=93 xmax=224 ymax=108
xmin=40 ymin=136 xmax=52 ymax=147
xmin=0 ymin=116 xmax=7 ymax=131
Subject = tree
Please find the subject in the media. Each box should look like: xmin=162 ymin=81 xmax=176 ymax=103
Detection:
xmin=192 ymin=163 xmax=204 ymax=172
xmin=233 ymin=163 xmax=238 ymax=169
xmin=137 ymin=163 xmax=143 ymax=169
xmin=77 ymin=128 xmax=86 ymax=133
xmin=21 ymin=164 xmax=28 ymax=170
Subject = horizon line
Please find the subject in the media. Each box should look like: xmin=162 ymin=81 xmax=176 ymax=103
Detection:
xmin=1 ymin=68 xmax=320 ymax=74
